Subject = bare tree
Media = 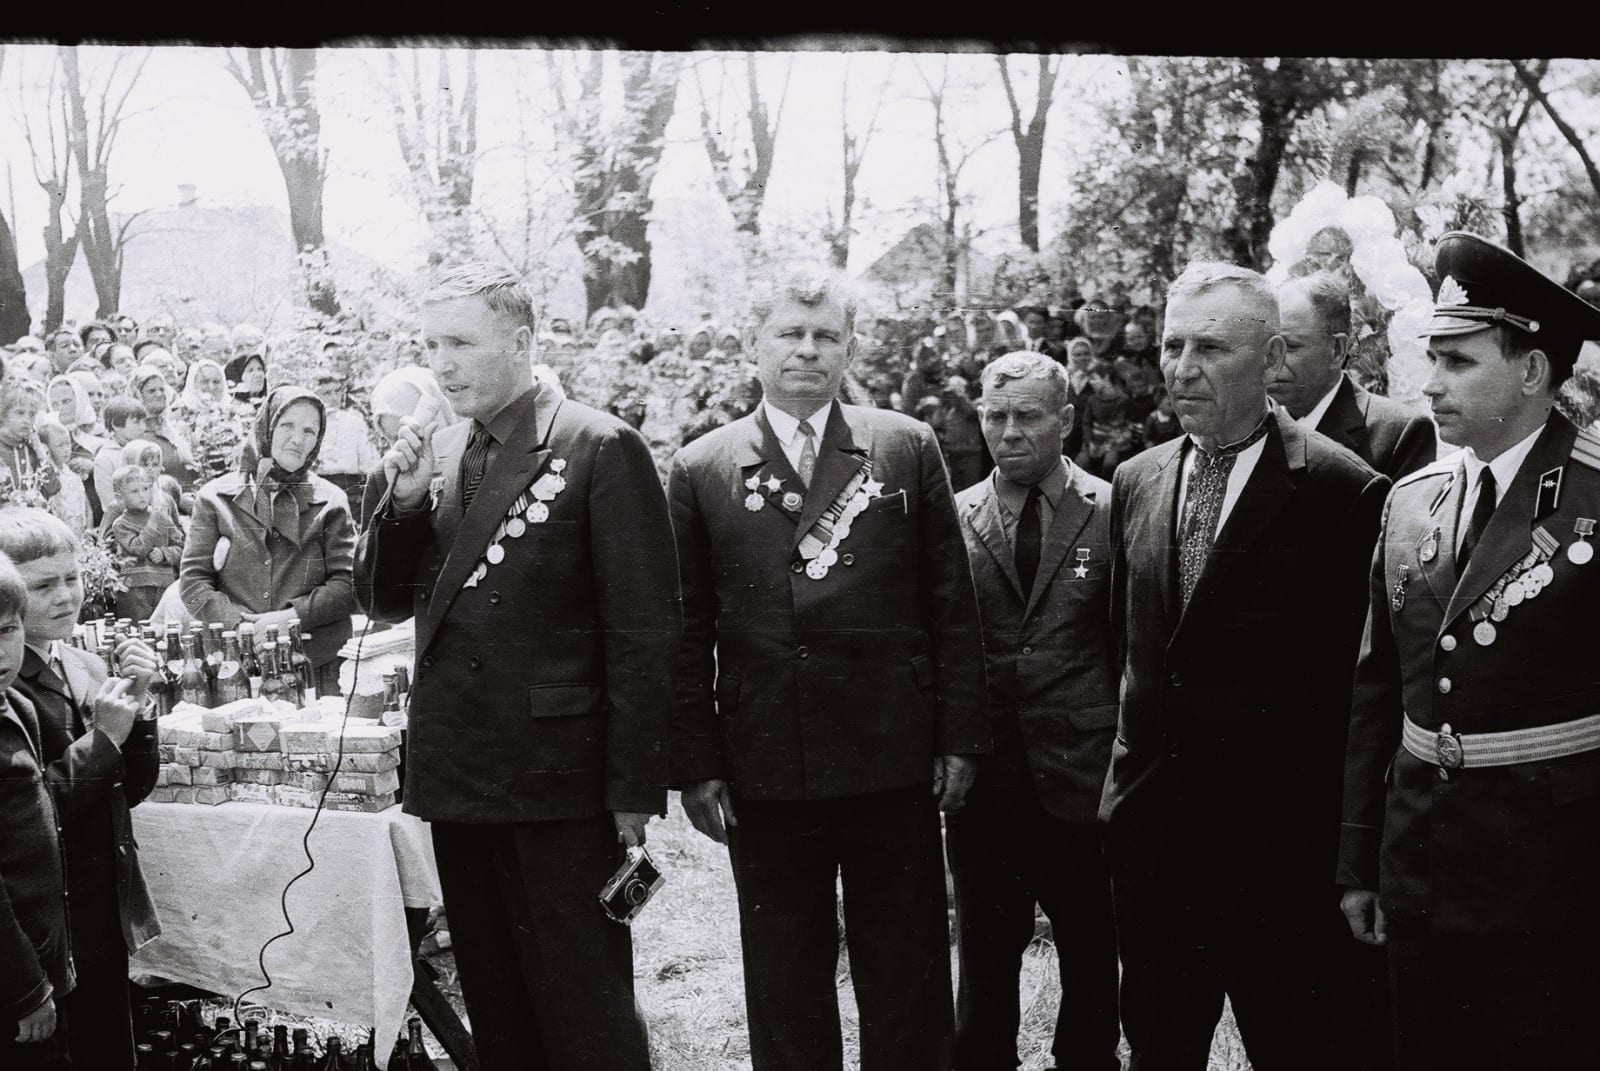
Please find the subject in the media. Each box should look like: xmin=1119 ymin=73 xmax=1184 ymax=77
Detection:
xmin=224 ymin=47 xmax=340 ymax=318
xmin=383 ymin=48 xmax=479 ymax=265
xmin=546 ymin=51 xmax=681 ymax=317
xmin=60 ymin=45 xmax=151 ymax=319
xmin=1509 ymin=59 xmax=1600 ymax=208
xmin=692 ymin=53 xmax=791 ymax=237
xmin=911 ymin=57 xmax=1004 ymax=301
xmin=996 ymin=54 xmax=1062 ymax=252
xmin=17 ymin=51 xmax=80 ymax=335
xmin=826 ymin=55 xmax=891 ymax=270
xmin=0 ymin=47 xmax=30 ymax=343
xmin=1460 ymin=62 xmax=1542 ymax=256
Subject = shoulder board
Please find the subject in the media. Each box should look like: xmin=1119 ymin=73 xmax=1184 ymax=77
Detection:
xmin=1574 ymin=426 xmax=1600 ymax=473
xmin=1393 ymin=451 xmax=1461 ymax=490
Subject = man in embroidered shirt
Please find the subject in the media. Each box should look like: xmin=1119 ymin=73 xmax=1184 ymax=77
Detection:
xmin=668 ymin=263 xmax=989 ymax=1071
xmin=1103 ymin=262 xmax=1388 ymax=1069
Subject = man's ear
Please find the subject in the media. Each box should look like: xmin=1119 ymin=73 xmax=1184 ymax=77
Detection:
xmin=1330 ymin=332 xmax=1350 ymax=368
xmin=515 ymin=324 xmax=535 ymax=362
xmin=1521 ymin=348 xmax=1553 ymax=396
xmin=1264 ymin=333 xmax=1287 ymax=379
xmin=1060 ymin=401 xmax=1077 ymax=441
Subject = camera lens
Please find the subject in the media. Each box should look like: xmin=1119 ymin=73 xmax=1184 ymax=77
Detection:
xmin=625 ymin=880 xmax=649 ymax=906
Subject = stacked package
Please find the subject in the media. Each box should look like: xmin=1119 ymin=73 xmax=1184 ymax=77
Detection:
xmin=154 ymin=700 xmax=402 ymax=813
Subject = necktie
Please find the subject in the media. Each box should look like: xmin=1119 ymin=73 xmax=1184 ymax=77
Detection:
xmin=1177 ymin=421 xmax=1270 ymax=607
xmin=1015 ymin=485 xmax=1042 ymax=596
xmin=460 ymin=422 xmax=492 ymax=510
xmin=796 ymin=419 xmax=818 ymax=488
xmin=1458 ymin=468 xmax=1497 ymax=572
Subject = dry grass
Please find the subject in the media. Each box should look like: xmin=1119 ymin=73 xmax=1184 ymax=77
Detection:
xmin=196 ymin=795 xmax=1251 ymax=1069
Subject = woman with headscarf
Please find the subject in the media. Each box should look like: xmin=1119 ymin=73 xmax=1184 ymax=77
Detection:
xmin=130 ymin=365 xmax=197 ymax=487
xmin=177 ymin=357 xmax=248 ymax=482
xmin=47 ymin=374 xmax=108 ymax=523
xmin=358 ymin=366 xmax=454 ymax=529
xmin=180 ymin=385 xmax=357 ymax=694
xmin=225 ymin=352 xmax=268 ymax=406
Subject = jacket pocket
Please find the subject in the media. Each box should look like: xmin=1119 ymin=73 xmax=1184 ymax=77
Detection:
xmin=527 ymin=683 xmax=603 ymax=718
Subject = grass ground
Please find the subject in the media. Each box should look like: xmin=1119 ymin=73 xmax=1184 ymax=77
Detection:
xmin=201 ymin=794 xmax=1251 ymax=1069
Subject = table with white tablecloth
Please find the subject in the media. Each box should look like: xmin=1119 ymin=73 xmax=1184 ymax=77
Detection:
xmin=129 ymin=800 xmax=442 ymax=1065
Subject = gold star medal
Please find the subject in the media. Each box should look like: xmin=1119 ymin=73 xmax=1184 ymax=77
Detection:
xmin=1073 ymin=547 xmax=1091 ymax=579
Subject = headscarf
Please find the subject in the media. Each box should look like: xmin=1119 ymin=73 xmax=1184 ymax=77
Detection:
xmin=370 ymin=366 xmax=453 ymax=428
xmin=46 ymin=374 xmax=95 ymax=430
xmin=247 ymin=386 xmax=328 ymax=545
xmin=181 ymin=357 xmax=230 ymax=409
xmin=225 ymin=353 xmax=268 ymax=401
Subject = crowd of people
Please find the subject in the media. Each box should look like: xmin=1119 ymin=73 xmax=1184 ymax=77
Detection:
xmin=5 ymin=228 xmax=1600 ymax=1071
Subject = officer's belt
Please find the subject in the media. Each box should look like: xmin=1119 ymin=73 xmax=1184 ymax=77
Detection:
xmin=1402 ymin=714 xmax=1600 ymax=770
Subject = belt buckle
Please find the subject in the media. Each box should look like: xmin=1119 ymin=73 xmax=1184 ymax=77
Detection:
xmin=1435 ymin=722 xmax=1463 ymax=778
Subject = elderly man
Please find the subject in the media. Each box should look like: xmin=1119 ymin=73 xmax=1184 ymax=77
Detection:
xmin=949 ymin=351 xmax=1120 ymax=1071
xmin=669 ymin=264 xmax=990 ymax=1071
xmin=1273 ymin=271 xmax=1437 ymax=481
xmin=1339 ymin=234 xmax=1600 ymax=1068
xmin=358 ymin=263 xmax=679 ymax=1070
xmin=47 ymin=330 xmax=83 ymax=375
xmin=1102 ymin=262 xmax=1389 ymax=1069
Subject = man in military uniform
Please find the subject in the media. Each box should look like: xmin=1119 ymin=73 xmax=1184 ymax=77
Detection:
xmin=1339 ymin=232 xmax=1600 ymax=1068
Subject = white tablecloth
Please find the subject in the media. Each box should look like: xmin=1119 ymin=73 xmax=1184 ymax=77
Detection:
xmin=130 ymin=801 xmax=442 ymax=1067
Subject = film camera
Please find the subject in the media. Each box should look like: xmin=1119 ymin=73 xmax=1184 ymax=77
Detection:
xmin=598 ymin=847 xmax=665 ymax=924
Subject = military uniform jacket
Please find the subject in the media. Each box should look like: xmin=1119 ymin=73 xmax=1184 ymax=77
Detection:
xmin=955 ymin=462 xmax=1117 ymax=823
xmin=357 ymin=385 xmax=681 ymax=825
xmin=1101 ymin=408 xmax=1388 ymax=890
xmin=668 ymin=402 xmax=990 ymax=801
xmin=1339 ymin=413 xmax=1600 ymax=938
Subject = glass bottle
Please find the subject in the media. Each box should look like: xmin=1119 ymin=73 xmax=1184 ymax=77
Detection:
xmin=216 ymin=632 xmax=250 ymax=704
xmin=286 ymin=620 xmax=317 ymax=702
xmin=315 ymin=1036 xmax=343 ymax=1071
xmin=179 ymin=634 xmax=211 ymax=708
xmin=238 ymin=621 xmax=263 ymax=697
xmin=404 ymin=1017 xmax=438 ymax=1070
xmin=276 ymin=641 xmax=304 ymax=708
xmin=258 ymin=642 xmax=285 ymax=704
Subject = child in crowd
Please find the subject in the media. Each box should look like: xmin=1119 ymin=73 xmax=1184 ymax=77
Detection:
xmin=0 ymin=551 xmax=73 ymax=1070
xmin=106 ymin=464 xmax=184 ymax=623
xmin=35 ymin=421 xmax=92 ymax=538
xmin=91 ymin=396 xmax=150 ymax=512
xmin=1080 ymin=359 xmax=1134 ymax=479
xmin=1142 ymin=386 xmax=1183 ymax=448
xmin=0 ymin=509 xmax=160 ymax=1071
xmin=0 ymin=381 xmax=61 ymax=507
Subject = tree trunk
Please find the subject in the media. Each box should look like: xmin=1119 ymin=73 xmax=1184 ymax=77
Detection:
xmin=1510 ymin=59 xmax=1600 ymax=207
xmin=40 ymin=181 xmax=78 ymax=337
xmin=0 ymin=210 xmax=28 ymax=344
xmin=1499 ymin=130 xmax=1525 ymax=257
xmin=996 ymin=56 xmax=1055 ymax=253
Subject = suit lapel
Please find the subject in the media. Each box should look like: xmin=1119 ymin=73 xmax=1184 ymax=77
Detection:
xmin=1444 ymin=416 xmax=1576 ymax=628
xmin=434 ymin=422 xmax=469 ymax=552
xmin=965 ymin=478 xmax=1025 ymax=601
xmin=792 ymin=403 xmax=870 ymax=551
xmin=22 ymin=646 xmax=77 ymax=737
xmin=425 ymin=389 xmax=560 ymax=642
xmin=1182 ymin=411 xmax=1299 ymax=621
xmin=1024 ymin=463 xmax=1097 ymax=618
xmin=1421 ymin=453 xmax=1466 ymax=604
xmin=1148 ymin=438 xmax=1186 ymax=633
xmin=742 ymin=408 xmax=805 ymax=527
xmin=1319 ymin=375 xmax=1369 ymax=458
xmin=0 ymin=695 xmax=41 ymax=757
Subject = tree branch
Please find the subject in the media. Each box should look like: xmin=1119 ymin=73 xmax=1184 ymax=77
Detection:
xmin=1510 ymin=58 xmax=1600 ymax=206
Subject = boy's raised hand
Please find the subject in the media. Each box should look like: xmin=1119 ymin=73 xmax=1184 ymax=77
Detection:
xmin=92 ymin=678 xmax=140 ymax=747
xmin=113 ymin=638 xmax=159 ymax=702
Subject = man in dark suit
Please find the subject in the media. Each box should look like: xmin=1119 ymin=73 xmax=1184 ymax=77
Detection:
xmin=950 ymin=352 xmax=1119 ymax=1071
xmin=358 ymin=263 xmax=680 ymax=1071
xmin=1272 ymin=271 xmax=1437 ymax=481
xmin=1102 ymin=262 xmax=1389 ymax=1070
xmin=1339 ymin=233 xmax=1600 ymax=1068
xmin=669 ymin=264 xmax=990 ymax=1071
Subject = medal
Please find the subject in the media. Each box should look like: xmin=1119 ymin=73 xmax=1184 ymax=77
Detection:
xmin=551 ymin=459 xmax=567 ymax=473
xmin=1073 ymin=547 xmax=1091 ymax=579
xmin=782 ymin=491 xmax=803 ymax=512
xmin=1419 ymin=527 xmax=1439 ymax=563
xmin=1473 ymin=620 xmax=1497 ymax=647
xmin=1532 ymin=562 xmax=1554 ymax=586
xmin=506 ymin=517 xmax=527 ymax=538
xmin=1504 ymin=579 xmax=1526 ymax=606
xmin=805 ymin=559 xmax=829 ymax=580
xmin=1390 ymin=565 xmax=1409 ymax=612
xmin=1570 ymin=518 xmax=1596 ymax=565
xmin=745 ymin=475 xmax=761 ymax=491
xmin=528 ymin=501 xmax=550 ymax=523
xmin=487 ymin=543 xmax=505 ymax=565
xmin=818 ymin=548 xmax=838 ymax=568
xmin=763 ymin=475 xmax=783 ymax=494
xmin=1490 ymin=597 xmax=1508 ymax=623
xmin=744 ymin=492 xmax=764 ymax=512
xmin=834 ymin=522 xmax=852 ymax=541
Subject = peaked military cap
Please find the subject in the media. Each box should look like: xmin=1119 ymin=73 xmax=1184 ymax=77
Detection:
xmin=1426 ymin=231 xmax=1600 ymax=373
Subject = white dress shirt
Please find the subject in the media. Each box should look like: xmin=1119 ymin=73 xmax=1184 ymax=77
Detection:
xmin=1175 ymin=413 xmax=1272 ymax=539
xmin=1298 ymin=379 xmax=1343 ymax=431
xmin=1454 ymin=423 xmax=1543 ymax=555
xmin=763 ymin=400 xmax=834 ymax=476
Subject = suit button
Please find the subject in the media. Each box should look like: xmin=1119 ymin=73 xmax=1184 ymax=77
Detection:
xmin=420 ymin=587 xmax=431 ymax=601
xmin=119 ymin=845 xmax=127 ymax=856
xmin=1437 ymin=677 xmax=1452 ymax=695
xmin=489 ymin=591 xmax=502 ymax=605
xmin=1022 ymin=646 xmax=1033 ymax=656
xmin=791 ymin=561 xmax=805 ymax=574
xmin=797 ymin=646 xmax=809 ymax=659
xmin=469 ymin=657 xmax=481 ymax=670
xmin=841 ymin=553 xmax=855 ymax=566
xmin=422 ymin=656 xmax=434 ymax=670
xmin=1439 ymin=635 xmax=1457 ymax=652
xmin=1168 ymin=672 xmax=1183 ymax=688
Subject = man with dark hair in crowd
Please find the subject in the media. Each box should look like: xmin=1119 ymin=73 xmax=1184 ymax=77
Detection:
xmin=1273 ymin=271 xmax=1437 ymax=482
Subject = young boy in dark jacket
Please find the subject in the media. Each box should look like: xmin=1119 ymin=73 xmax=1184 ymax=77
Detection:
xmin=1 ymin=508 xmax=161 ymax=1070
xmin=0 ymin=550 xmax=73 ymax=1069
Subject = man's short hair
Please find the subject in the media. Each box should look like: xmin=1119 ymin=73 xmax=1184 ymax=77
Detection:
xmin=112 ymin=464 xmax=152 ymax=496
xmin=0 ymin=378 xmax=44 ymax=416
xmin=1278 ymin=271 xmax=1352 ymax=337
xmin=423 ymin=262 xmax=536 ymax=329
xmin=0 ymin=550 xmax=25 ymax=622
xmin=1168 ymin=261 xmax=1281 ymax=331
xmin=0 ymin=507 xmax=79 ymax=566
xmin=103 ymin=395 xmax=149 ymax=431
xmin=747 ymin=264 xmax=859 ymax=336
xmin=48 ymin=329 xmax=78 ymax=349
xmin=979 ymin=351 xmax=1068 ymax=407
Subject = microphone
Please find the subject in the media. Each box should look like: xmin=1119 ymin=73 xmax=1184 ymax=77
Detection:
xmin=381 ymin=393 xmax=446 ymax=490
